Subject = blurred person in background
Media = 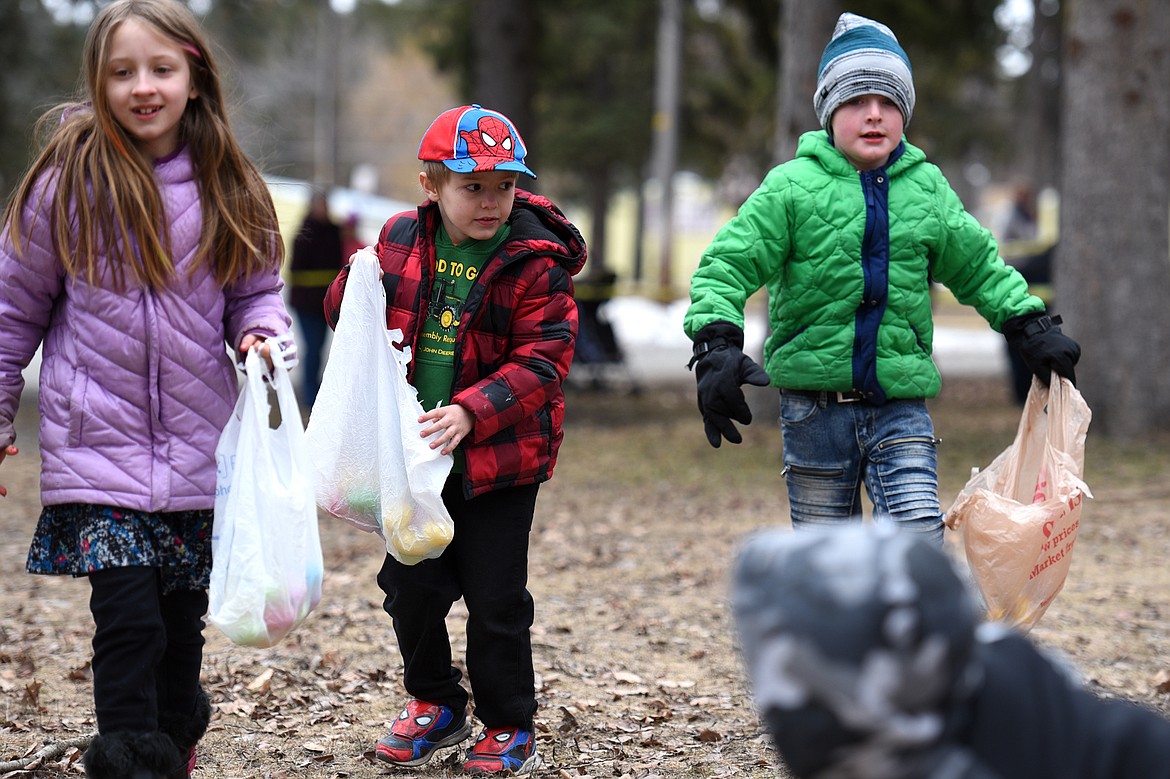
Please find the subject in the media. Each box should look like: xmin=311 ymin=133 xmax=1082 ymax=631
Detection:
xmin=340 ymin=211 xmax=367 ymax=261
xmin=289 ymin=189 xmax=344 ymax=407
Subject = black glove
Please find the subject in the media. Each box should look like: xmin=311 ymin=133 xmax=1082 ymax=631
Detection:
xmin=1002 ymin=312 xmax=1081 ymax=386
xmin=688 ymin=321 xmax=771 ymax=447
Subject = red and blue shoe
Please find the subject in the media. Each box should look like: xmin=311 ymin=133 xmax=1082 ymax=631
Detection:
xmin=463 ymin=727 xmax=541 ymax=775
xmin=375 ymin=699 xmax=471 ymax=767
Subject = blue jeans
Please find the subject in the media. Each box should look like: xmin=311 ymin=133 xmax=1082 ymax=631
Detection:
xmin=779 ymin=391 xmax=944 ymax=546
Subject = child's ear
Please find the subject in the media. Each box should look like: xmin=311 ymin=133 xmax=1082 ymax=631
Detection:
xmin=420 ymin=172 xmax=441 ymax=202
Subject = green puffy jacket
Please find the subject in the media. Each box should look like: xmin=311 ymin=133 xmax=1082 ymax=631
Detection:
xmin=684 ymin=131 xmax=1043 ymax=402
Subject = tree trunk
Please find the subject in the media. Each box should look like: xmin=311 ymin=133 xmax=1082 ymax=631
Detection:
xmin=470 ymin=0 xmax=536 ymax=144
xmin=313 ymin=3 xmax=340 ymax=187
xmin=774 ymin=0 xmax=839 ymax=163
xmin=1058 ymin=0 xmax=1170 ymax=438
xmin=586 ymin=164 xmax=610 ymax=278
xmin=650 ymin=0 xmax=682 ymax=293
xmin=1027 ymin=0 xmax=1063 ymax=192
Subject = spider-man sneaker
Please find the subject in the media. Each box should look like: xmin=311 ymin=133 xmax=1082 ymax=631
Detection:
xmin=375 ymin=699 xmax=471 ymax=767
xmin=463 ymin=727 xmax=541 ymax=775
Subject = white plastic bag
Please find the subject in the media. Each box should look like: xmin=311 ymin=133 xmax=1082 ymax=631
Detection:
xmin=945 ymin=375 xmax=1092 ymax=631
xmin=209 ymin=343 xmax=324 ymax=647
xmin=305 ymin=249 xmax=455 ymax=565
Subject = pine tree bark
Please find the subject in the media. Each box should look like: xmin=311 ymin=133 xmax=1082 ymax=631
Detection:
xmin=1058 ymin=0 xmax=1170 ymax=437
xmin=470 ymin=0 xmax=536 ymax=144
xmin=774 ymin=0 xmax=840 ymax=163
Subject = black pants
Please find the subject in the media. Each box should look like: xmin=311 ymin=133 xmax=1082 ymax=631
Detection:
xmin=88 ymin=567 xmax=207 ymax=734
xmin=377 ymin=478 xmax=539 ymax=730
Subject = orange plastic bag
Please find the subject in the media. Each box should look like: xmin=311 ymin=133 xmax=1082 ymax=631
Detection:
xmin=945 ymin=375 xmax=1091 ymax=631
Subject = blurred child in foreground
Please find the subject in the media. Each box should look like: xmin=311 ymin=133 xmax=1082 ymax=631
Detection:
xmin=733 ymin=524 xmax=1170 ymax=779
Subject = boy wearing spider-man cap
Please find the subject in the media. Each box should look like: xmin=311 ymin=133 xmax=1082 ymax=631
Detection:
xmin=324 ymin=104 xmax=586 ymax=775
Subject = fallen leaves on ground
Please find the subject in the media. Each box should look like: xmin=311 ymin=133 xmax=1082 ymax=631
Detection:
xmin=3 ymin=380 xmax=1169 ymax=778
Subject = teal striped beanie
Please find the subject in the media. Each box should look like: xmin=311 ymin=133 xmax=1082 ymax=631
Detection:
xmin=814 ymin=13 xmax=915 ymax=130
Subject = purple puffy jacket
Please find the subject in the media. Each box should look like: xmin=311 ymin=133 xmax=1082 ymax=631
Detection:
xmin=0 ymin=147 xmax=291 ymax=512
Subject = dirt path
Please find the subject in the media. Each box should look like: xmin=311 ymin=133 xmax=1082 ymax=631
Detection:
xmin=2 ymin=377 xmax=1169 ymax=777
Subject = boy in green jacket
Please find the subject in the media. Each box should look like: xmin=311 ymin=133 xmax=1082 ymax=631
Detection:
xmin=684 ymin=12 xmax=1080 ymax=546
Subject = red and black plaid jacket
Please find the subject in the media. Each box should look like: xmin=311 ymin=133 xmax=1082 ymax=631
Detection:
xmin=324 ymin=190 xmax=587 ymax=498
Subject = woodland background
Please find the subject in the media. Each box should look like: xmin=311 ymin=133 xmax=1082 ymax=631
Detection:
xmin=3 ymin=3 xmax=1170 ymax=776
xmin=3 ymin=1 xmax=1169 ymax=436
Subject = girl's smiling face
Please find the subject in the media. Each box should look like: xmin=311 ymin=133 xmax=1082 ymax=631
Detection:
xmin=105 ymin=18 xmax=196 ymax=160
xmin=830 ymin=94 xmax=904 ymax=171
xmin=421 ymin=169 xmax=518 ymax=245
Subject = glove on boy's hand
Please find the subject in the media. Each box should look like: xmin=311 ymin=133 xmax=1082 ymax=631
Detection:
xmin=1003 ymin=312 xmax=1081 ymax=386
xmin=689 ymin=321 xmax=771 ymax=447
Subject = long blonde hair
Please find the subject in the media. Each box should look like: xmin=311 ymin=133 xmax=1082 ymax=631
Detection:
xmin=1 ymin=0 xmax=282 ymax=289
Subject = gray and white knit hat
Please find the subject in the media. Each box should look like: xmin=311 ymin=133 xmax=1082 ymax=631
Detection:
xmin=814 ymin=12 xmax=915 ymax=131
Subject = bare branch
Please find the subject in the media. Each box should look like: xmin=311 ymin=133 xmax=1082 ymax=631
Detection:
xmin=0 ymin=733 xmax=94 ymax=774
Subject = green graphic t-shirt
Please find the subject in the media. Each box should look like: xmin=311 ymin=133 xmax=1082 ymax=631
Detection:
xmin=413 ymin=224 xmax=509 ymax=469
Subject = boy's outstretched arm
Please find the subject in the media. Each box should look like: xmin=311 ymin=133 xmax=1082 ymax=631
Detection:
xmin=688 ymin=321 xmax=771 ymax=448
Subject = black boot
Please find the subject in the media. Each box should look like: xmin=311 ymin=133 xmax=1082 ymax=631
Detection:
xmin=159 ymin=687 xmax=212 ymax=779
xmin=83 ymin=731 xmax=182 ymax=779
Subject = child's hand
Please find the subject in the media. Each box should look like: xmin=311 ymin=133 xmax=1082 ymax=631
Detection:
xmin=1003 ymin=313 xmax=1080 ymax=386
xmin=419 ymin=404 xmax=474 ymax=456
xmin=690 ymin=322 xmax=771 ymax=447
xmin=0 ymin=444 xmax=18 ymax=498
xmin=238 ymin=332 xmax=299 ymax=373
xmin=352 ymin=248 xmax=383 ymax=279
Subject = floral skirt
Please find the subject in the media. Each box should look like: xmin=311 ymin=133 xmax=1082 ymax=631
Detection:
xmin=26 ymin=503 xmax=212 ymax=594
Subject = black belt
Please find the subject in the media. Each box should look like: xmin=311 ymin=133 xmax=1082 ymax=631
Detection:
xmin=782 ymin=388 xmax=870 ymax=404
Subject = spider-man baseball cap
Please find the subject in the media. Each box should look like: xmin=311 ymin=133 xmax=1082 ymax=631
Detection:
xmin=418 ymin=104 xmax=536 ymax=178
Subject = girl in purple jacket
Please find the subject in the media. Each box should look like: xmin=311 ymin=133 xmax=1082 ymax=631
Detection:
xmin=0 ymin=1 xmax=294 ymax=776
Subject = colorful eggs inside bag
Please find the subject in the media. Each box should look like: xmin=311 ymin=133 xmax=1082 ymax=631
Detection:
xmin=210 ymin=344 xmax=324 ymax=648
xmin=305 ymin=250 xmax=455 ymax=564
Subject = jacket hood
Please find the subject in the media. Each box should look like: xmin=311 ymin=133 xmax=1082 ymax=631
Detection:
xmin=796 ymin=130 xmax=924 ymax=179
xmin=412 ymin=189 xmax=587 ymax=279
xmin=507 ymin=189 xmax=588 ymax=277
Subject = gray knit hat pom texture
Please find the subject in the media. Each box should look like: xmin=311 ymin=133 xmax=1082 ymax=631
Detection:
xmin=814 ymin=12 xmax=915 ymax=130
